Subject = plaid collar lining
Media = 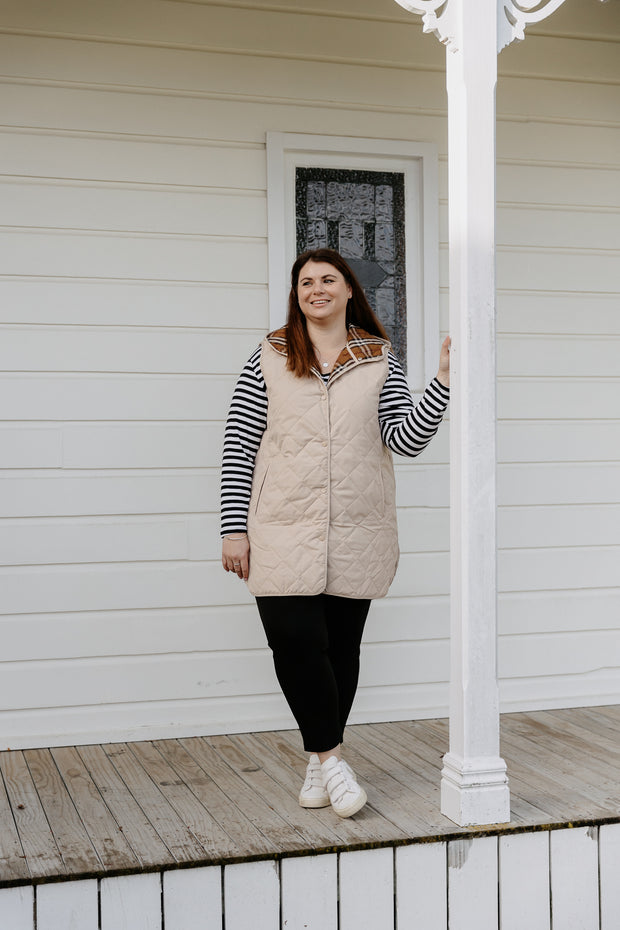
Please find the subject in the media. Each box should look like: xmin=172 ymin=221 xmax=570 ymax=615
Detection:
xmin=266 ymin=325 xmax=389 ymax=378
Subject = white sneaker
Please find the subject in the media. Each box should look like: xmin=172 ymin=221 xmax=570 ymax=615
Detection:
xmin=321 ymin=755 xmax=367 ymax=818
xmin=299 ymin=754 xmax=330 ymax=808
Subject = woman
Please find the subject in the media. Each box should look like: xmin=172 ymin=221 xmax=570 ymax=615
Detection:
xmin=221 ymin=248 xmax=450 ymax=818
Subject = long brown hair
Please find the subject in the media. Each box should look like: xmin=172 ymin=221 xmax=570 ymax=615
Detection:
xmin=285 ymin=249 xmax=389 ymax=377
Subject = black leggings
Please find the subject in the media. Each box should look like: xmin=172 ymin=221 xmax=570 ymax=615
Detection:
xmin=256 ymin=594 xmax=371 ymax=753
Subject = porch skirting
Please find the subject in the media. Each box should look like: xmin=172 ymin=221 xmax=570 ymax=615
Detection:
xmin=2 ymin=825 xmax=620 ymax=929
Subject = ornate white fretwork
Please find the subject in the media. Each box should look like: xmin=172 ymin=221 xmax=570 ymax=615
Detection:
xmin=394 ymin=0 xmax=568 ymax=52
xmin=497 ymin=0 xmax=568 ymax=51
xmin=393 ymin=0 xmax=458 ymax=50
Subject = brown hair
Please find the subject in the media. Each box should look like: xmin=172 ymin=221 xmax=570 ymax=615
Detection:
xmin=285 ymin=249 xmax=389 ymax=377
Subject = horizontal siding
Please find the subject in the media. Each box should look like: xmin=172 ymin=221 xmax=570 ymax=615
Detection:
xmin=0 ymin=0 xmax=618 ymax=749
xmin=0 ymin=552 xmax=449 ymax=615
xmin=0 ymin=640 xmax=452 ymax=709
xmin=493 ymin=163 xmax=620 ymax=210
xmin=0 ymin=470 xmax=219 ymax=517
xmin=7 ymin=370 xmax=617 ymax=422
xmin=498 ymin=463 xmax=620 ymax=506
xmin=3 ymin=416 xmax=620 ymax=469
xmin=495 ymin=293 xmax=619 ymax=336
xmin=0 ymin=599 xmax=448 ymax=665
xmin=0 ymin=126 xmax=267 ymax=188
xmin=0 ymin=231 xmax=267 ymax=282
xmin=2 ymin=546 xmax=617 ymax=617
xmin=0 ymin=374 xmax=239 ymax=420
xmin=2 ymin=184 xmax=267 ymax=239
xmin=0 ymin=279 xmax=269 ymax=328
xmin=0 ymin=326 xmax=267 ymax=373
xmin=498 ymin=378 xmax=618 ymax=419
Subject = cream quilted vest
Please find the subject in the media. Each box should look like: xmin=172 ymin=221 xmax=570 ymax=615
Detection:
xmin=247 ymin=326 xmax=399 ymax=599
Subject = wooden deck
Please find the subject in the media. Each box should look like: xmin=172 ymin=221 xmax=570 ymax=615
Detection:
xmin=2 ymin=705 xmax=620 ymax=889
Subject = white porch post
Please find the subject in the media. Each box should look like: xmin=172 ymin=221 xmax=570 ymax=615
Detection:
xmin=394 ymin=0 xmax=567 ymax=825
xmin=440 ymin=0 xmax=510 ymax=827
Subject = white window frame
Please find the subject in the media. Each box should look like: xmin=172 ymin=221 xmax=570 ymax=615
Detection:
xmin=266 ymin=131 xmax=440 ymax=396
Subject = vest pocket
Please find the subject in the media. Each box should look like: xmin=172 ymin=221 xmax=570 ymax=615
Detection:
xmin=366 ymin=470 xmax=386 ymax=523
xmin=253 ymin=464 xmax=270 ymax=515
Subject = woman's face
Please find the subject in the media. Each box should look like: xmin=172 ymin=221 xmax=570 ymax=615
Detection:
xmin=296 ymin=261 xmax=352 ymax=328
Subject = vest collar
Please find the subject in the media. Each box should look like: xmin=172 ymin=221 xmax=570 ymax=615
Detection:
xmin=266 ymin=324 xmax=390 ymax=380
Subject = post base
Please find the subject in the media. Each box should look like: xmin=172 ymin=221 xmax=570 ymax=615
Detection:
xmin=440 ymin=751 xmax=510 ymax=826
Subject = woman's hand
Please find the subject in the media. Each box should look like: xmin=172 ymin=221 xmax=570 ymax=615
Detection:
xmin=436 ymin=335 xmax=451 ymax=388
xmin=222 ymin=535 xmax=250 ymax=581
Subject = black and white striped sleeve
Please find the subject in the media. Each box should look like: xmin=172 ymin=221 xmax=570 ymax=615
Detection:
xmin=220 ymin=346 xmax=268 ymax=536
xmin=379 ymin=352 xmax=449 ymax=457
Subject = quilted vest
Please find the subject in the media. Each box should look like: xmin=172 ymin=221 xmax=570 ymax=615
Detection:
xmin=247 ymin=326 xmax=399 ymax=599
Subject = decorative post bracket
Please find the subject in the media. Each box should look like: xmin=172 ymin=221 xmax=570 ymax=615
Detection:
xmin=395 ymin=0 xmax=568 ymax=52
xmin=394 ymin=0 xmax=567 ymax=826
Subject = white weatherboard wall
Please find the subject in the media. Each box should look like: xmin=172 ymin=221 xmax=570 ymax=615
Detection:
xmin=0 ymin=0 xmax=618 ymax=749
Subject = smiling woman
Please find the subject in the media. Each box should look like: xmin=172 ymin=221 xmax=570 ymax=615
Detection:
xmin=221 ymin=248 xmax=450 ymax=820
xmin=285 ymin=250 xmax=392 ymax=379
xmin=296 ymin=262 xmax=352 ymax=334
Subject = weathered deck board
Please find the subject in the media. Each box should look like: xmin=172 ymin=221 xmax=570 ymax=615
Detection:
xmin=179 ymin=736 xmax=306 ymax=855
xmin=1 ymin=707 xmax=620 ymax=888
xmin=127 ymin=740 xmax=236 ymax=860
xmin=0 ymin=769 xmax=29 ymax=884
xmin=0 ymin=751 xmax=65 ymax=880
xmin=500 ymin=720 xmax=620 ymax=817
xmin=23 ymin=749 xmax=102 ymax=876
xmin=77 ymin=744 xmax=175 ymax=870
xmin=152 ymin=738 xmax=277 ymax=860
xmin=538 ymin=708 xmax=620 ymax=757
xmin=100 ymin=744 xmax=207 ymax=864
xmin=50 ymin=746 xmax=138 ymax=873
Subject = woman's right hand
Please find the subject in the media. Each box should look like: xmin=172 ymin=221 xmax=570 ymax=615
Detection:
xmin=436 ymin=335 xmax=451 ymax=388
xmin=222 ymin=535 xmax=250 ymax=581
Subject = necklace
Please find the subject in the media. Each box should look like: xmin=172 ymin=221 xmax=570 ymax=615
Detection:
xmin=315 ymin=342 xmax=346 ymax=372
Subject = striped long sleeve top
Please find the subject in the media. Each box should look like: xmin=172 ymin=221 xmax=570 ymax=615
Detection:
xmin=221 ymin=346 xmax=449 ymax=537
